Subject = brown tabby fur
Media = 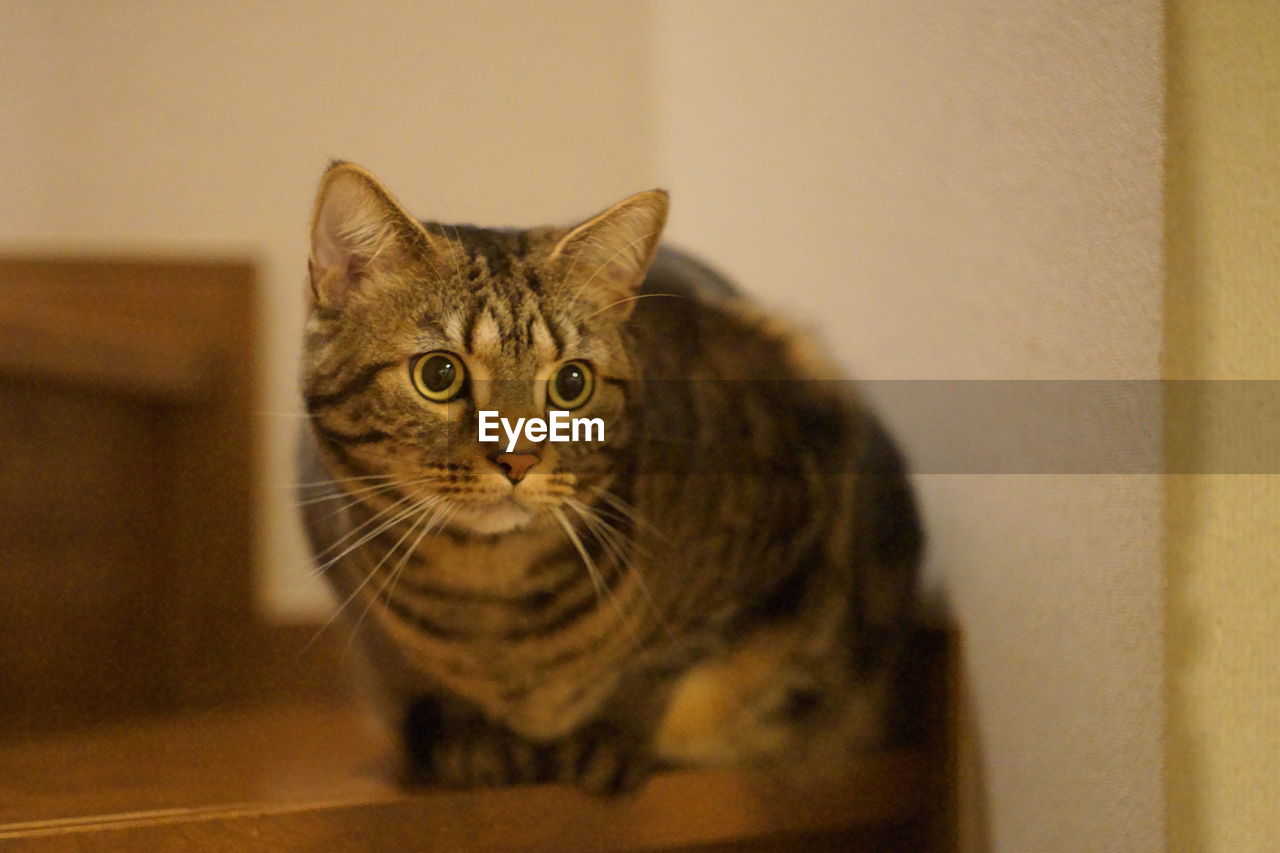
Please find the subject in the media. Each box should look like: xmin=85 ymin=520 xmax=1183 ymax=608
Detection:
xmin=297 ymin=162 xmax=922 ymax=793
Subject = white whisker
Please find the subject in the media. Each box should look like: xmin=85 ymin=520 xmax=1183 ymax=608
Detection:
xmin=566 ymin=498 xmax=669 ymax=635
xmin=584 ymin=292 xmax=684 ymax=322
xmin=305 ymin=495 xmax=441 ymax=649
xmin=311 ymin=475 xmax=439 ymax=523
xmin=586 ymin=485 xmax=658 ymax=535
xmin=286 ymin=473 xmax=398 ymax=491
xmin=382 ymin=502 xmax=455 ymax=609
xmin=293 ymin=476 xmax=419 ymax=509
xmin=550 ymin=506 xmax=639 ymax=646
xmin=343 ymin=499 xmax=452 ymax=652
xmin=309 ymin=492 xmax=420 ymax=567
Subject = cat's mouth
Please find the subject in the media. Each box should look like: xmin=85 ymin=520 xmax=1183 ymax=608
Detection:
xmin=446 ymin=493 xmax=542 ymax=536
xmin=422 ymin=469 xmax=576 ymax=537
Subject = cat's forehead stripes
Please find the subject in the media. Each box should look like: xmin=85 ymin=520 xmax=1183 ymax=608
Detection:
xmin=441 ymin=313 xmax=465 ymax=345
xmin=469 ymin=310 xmax=503 ymax=356
xmin=423 ymin=224 xmax=539 ymax=284
xmin=466 ymin=304 xmax=566 ymax=365
xmin=407 ymin=222 xmax=601 ymax=366
xmin=417 ymin=298 xmax=566 ymax=369
xmin=529 ymin=311 xmax=560 ymax=360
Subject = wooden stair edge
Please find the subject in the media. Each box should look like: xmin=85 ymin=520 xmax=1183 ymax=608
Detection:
xmin=3 ymin=749 xmax=935 ymax=850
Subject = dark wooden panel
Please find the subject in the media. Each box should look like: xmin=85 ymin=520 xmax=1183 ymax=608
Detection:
xmin=0 ymin=257 xmax=258 ymax=729
xmin=0 ymin=386 xmax=170 ymax=724
xmin=0 ymin=257 xmax=253 ymax=402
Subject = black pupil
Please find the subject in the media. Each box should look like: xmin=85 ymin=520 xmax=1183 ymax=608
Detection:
xmin=556 ymin=365 xmax=585 ymax=403
xmin=422 ymin=356 xmax=456 ymax=393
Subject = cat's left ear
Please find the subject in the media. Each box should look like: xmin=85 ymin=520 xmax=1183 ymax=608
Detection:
xmin=308 ymin=161 xmax=438 ymax=309
xmin=546 ymin=189 xmax=669 ymax=319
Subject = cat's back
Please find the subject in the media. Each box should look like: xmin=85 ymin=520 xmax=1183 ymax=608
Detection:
xmin=641 ymin=245 xmax=741 ymax=304
xmin=631 ymin=246 xmax=833 ymax=388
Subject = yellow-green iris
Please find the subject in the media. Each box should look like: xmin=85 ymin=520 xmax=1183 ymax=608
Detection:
xmin=547 ymin=360 xmax=594 ymax=409
xmin=411 ymin=351 xmax=467 ymax=402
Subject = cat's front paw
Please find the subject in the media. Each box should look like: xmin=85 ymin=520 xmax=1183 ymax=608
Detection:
xmin=402 ymin=694 xmax=548 ymax=788
xmin=401 ymin=696 xmax=652 ymax=794
xmin=554 ymin=720 xmax=652 ymax=794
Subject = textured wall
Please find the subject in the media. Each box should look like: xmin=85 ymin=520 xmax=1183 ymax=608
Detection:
xmin=652 ymin=2 xmax=1164 ymax=850
xmin=1166 ymin=1 xmax=1280 ymax=849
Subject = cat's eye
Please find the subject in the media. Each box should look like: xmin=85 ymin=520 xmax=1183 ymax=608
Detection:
xmin=547 ymin=360 xmax=594 ymax=410
xmin=411 ymin=351 xmax=467 ymax=402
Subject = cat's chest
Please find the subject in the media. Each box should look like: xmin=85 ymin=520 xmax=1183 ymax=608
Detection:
xmin=350 ymin=531 xmax=639 ymax=738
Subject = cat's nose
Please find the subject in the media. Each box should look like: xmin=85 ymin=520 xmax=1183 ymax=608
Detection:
xmin=491 ymin=452 xmax=540 ymax=484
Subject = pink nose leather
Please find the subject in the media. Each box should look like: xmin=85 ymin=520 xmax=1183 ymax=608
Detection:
xmin=494 ymin=452 xmax=540 ymax=484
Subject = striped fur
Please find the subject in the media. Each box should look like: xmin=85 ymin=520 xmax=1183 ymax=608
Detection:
xmin=297 ymin=162 xmax=922 ymax=792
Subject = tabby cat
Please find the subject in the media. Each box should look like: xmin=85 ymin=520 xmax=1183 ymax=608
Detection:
xmin=297 ymin=161 xmax=921 ymax=793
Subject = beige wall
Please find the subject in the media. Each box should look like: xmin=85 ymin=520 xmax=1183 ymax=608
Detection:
xmin=1166 ymin=1 xmax=1280 ymax=849
xmin=3 ymin=2 xmax=1168 ymax=849
xmin=653 ymin=2 xmax=1164 ymax=850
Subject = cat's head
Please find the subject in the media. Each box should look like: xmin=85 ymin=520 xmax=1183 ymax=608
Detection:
xmin=302 ymin=162 xmax=667 ymax=536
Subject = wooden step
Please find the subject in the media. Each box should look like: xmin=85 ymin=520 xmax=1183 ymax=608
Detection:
xmin=0 ymin=700 xmax=942 ymax=851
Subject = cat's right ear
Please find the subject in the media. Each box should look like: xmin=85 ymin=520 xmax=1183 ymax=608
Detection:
xmin=308 ymin=161 xmax=434 ymax=309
